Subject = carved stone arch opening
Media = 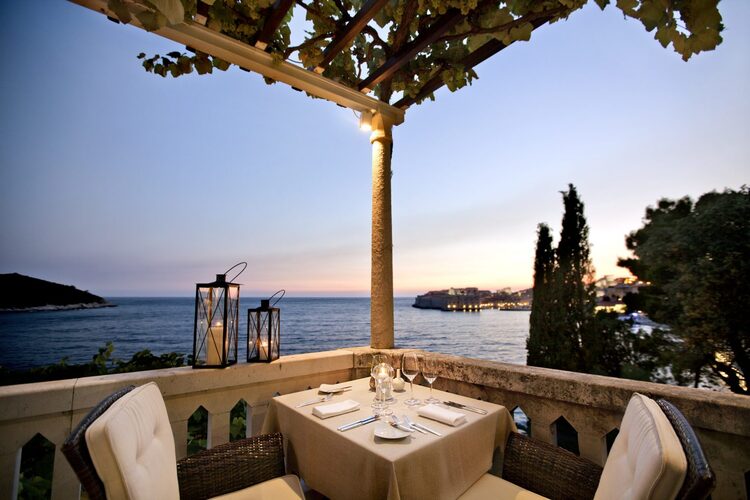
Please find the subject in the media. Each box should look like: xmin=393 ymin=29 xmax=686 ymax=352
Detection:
xmin=551 ymin=416 xmax=579 ymax=455
xmin=188 ymin=405 xmax=209 ymax=455
xmin=230 ymin=399 xmax=250 ymax=441
xmin=17 ymin=432 xmax=56 ymax=499
xmin=511 ymin=406 xmax=531 ymax=436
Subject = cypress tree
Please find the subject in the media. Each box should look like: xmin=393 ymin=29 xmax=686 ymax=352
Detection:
xmin=527 ymin=223 xmax=556 ymax=367
xmin=556 ymin=184 xmax=596 ymax=371
xmin=528 ymin=184 xmax=627 ymax=375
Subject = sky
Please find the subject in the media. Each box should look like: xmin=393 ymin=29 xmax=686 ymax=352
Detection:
xmin=0 ymin=1 xmax=747 ymax=297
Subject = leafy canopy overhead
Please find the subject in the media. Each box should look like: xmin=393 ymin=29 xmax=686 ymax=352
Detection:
xmin=108 ymin=0 xmax=723 ymax=107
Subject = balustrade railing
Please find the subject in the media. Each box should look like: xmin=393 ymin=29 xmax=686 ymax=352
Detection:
xmin=0 ymin=350 xmax=354 ymax=499
xmin=352 ymin=348 xmax=750 ymax=500
xmin=1 ymin=348 xmax=748 ymax=499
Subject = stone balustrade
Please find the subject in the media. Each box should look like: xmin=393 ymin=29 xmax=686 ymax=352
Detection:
xmin=0 ymin=350 xmax=354 ymax=499
xmin=1 ymin=348 xmax=748 ymax=499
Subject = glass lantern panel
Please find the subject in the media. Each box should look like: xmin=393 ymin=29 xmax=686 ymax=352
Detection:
xmin=248 ymin=311 xmax=260 ymax=361
xmin=270 ymin=309 xmax=280 ymax=360
xmin=226 ymin=285 xmax=239 ymax=362
xmin=196 ymin=285 xmax=228 ymax=366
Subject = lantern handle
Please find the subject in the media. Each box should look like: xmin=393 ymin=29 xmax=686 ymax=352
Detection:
xmin=269 ymin=289 xmax=285 ymax=307
xmin=225 ymin=262 xmax=247 ymax=283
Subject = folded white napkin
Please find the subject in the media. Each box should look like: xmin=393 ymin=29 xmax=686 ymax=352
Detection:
xmin=319 ymin=383 xmax=352 ymax=393
xmin=312 ymin=399 xmax=360 ymax=419
xmin=417 ymin=404 xmax=467 ymax=426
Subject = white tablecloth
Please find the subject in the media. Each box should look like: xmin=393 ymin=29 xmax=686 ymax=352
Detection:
xmin=262 ymin=377 xmax=516 ymax=500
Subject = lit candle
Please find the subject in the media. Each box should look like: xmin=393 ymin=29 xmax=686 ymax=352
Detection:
xmin=207 ymin=322 xmax=224 ymax=365
xmin=258 ymin=339 xmax=269 ymax=361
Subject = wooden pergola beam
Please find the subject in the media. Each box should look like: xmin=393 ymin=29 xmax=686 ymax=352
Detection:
xmin=69 ymin=0 xmax=405 ymax=125
xmin=254 ymin=0 xmax=295 ymax=51
xmin=393 ymin=16 xmax=553 ymax=109
xmin=314 ymin=0 xmax=389 ymax=74
xmin=358 ymin=9 xmax=464 ymax=94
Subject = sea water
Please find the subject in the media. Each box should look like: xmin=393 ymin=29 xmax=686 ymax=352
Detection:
xmin=0 ymin=297 xmax=530 ymax=370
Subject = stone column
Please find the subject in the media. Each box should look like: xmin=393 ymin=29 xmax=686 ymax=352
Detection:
xmin=370 ymin=113 xmax=394 ymax=349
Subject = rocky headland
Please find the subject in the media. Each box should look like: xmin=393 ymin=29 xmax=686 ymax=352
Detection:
xmin=0 ymin=273 xmax=115 ymax=312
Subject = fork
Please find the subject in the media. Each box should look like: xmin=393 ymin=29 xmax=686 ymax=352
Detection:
xmin=390 ymin=415 xmax=414 ymax=433
xmin=403 ymin=415 xmax=426 ymax=434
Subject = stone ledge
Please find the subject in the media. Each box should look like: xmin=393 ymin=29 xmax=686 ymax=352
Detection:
xmin=0 ymin=350 xmax=355 ymax=422
xmin=351 ymin=348 xmax=750 ymax=437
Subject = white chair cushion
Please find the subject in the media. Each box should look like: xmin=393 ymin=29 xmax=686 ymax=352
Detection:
xmin=210 ymin=474 xmax=305 ymax=500
xmin=594 ymin=393 xmax=687 ymax=500
xmin=86 ymin=382 xmax=180 ymax=500
xmin=458 ymin=473 xmax=549 ymax=499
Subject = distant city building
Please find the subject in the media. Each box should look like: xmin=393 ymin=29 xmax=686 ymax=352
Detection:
xmin=595 ymin=276 xmax=646 ymax=313
xmin=414 ymin=277 xmax=643 ymax=313
xmin=413 ymin=287 xmax=532 ymax=312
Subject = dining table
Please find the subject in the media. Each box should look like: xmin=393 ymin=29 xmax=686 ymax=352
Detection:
xmin=261 ymin=377 xmax=517 ymax=500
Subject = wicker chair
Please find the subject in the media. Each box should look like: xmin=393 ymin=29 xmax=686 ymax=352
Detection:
xmin=62 ymin=384 xmax=300 ymax=500
xmin=461 ymin=396 xmax=715 ymax=500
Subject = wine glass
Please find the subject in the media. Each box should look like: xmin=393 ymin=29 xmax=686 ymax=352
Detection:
xmin=422 ymin=355 xmax=439 ymax=404
xmin=401 ymin=353 xmax=421 ymax=406
xmin=371 ymin=362 xmax=394 ymax=416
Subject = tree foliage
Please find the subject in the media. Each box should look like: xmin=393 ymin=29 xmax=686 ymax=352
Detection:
xmin=105 ymin=0 xmax=723 ymax=105
xmin=527 ymin=185 xmax=623 ymax=374
xmin=0 ymin=343 xmax=187 ymax=386
xmin=527 ymin=223 xmax=557 ymax=367
xmin=556 ymin=184 xmax=597 ymax=371
xmin=618 ymin=187 xmax=750 ymax=394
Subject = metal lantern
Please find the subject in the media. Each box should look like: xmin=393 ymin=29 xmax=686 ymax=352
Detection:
xmin=193 ymin=273 xmax=239 ymax=368
xmin=247 ymin=294 xmax=281 ymax=363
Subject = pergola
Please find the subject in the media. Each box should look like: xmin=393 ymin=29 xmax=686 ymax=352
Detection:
xmin=68 ymin=0 xmax=719 ymax=349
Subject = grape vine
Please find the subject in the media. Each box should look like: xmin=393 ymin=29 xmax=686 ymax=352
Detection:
xmin=106 ymin=0 xmax=723 ymax=106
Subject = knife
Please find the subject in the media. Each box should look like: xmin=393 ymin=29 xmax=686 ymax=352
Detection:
xmin=412 ymin=422 xmax=442 ymax=436
xmin=442 ymin=401 xmax=488 ymax=415
xmin=337 ymin=415 xmax=378 ymax=431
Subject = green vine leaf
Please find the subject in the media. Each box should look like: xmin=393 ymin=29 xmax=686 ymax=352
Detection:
xmin=194 ymin=54 xmax=213 ymax=74
xmin=144 ymin=0 xmax=185 ymax=25
xmin=177 ymin=55 xmax=193 ymax=73
xmin=654 ymin=25 xmax=673 ymax=48
xmin=136 ymin=10 xmax=168 ymax=31
xmin=509 ymin=22 xmax=533 ymax=43
xmin=616 ymin=0 xmax=638 ymax=14
xmin=212 ymin=57 xmax=230 ymax=71
xmin=107 ymin=0 xmax=132 ymax=24
xmin=637 ymin=1 xmax=666 ymax=32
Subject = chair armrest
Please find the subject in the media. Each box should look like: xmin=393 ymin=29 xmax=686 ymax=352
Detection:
xmin=61 ymin=385 xmax=136 ymax=500
xmin=177 ymin=433 xmax=286 ymax=500
xmin=503 ymin=432 xmax=603 ymax=500
xmin=656 ymin=399 xmax=716 ymax=500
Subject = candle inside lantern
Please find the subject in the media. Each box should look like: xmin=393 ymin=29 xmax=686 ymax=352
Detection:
xmin=258 ymin=339 xmax=269 ymax=361
xmin=207 ymin=321 xmax=224 ymax=365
